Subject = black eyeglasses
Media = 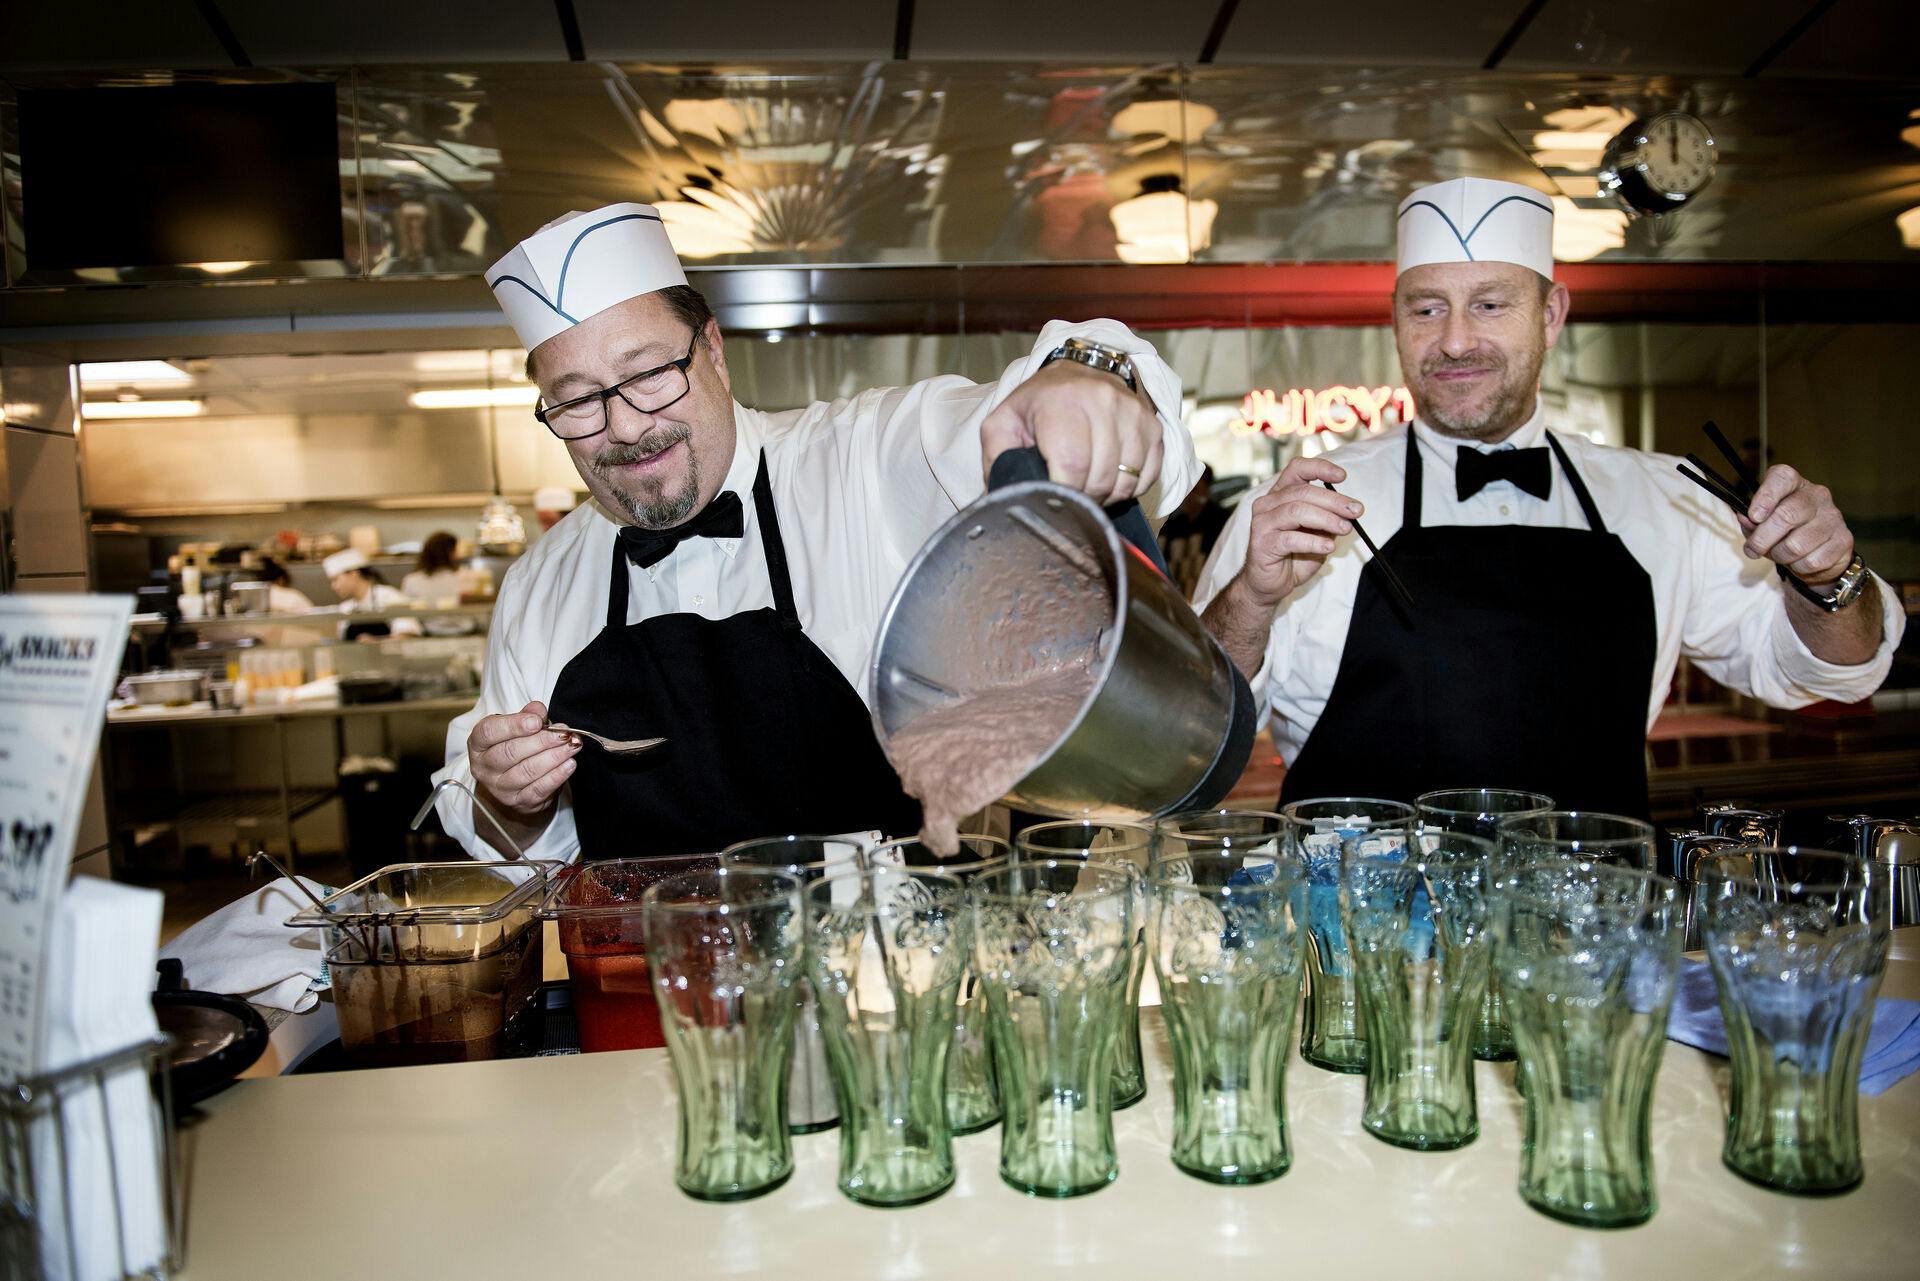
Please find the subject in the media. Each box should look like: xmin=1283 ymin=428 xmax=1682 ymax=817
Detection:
xmin=534 ymin=335 xmax=698 ymax=440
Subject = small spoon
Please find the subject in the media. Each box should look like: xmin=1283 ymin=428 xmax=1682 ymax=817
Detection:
xmin=548 ymin=722 xmax=668 ymax=755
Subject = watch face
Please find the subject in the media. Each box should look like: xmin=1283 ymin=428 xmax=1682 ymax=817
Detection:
xmin=1637 ymin=113 xmax=1715 ymax=198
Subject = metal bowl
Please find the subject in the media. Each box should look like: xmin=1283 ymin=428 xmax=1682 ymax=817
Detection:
xmin=126 ymin=669 xmax=206 ymax=706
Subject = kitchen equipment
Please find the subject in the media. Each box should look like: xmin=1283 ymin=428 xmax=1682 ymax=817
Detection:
xmin=1147 ymin=848 xmax=1308 ymax=1185
xmin=872 ymin=835 xmax=1010 ymax=1135
xmin=643 ymin=866 xmax=804 ymax=1202
xmin=1830 ymin=814 xmax=1920 ymax=929
xmin=227 ymin=580 xmax=273 ymax=616
xmin=1661 ymin=829 xmax=1741 ymax=948
xmin=1695 ymin=848 xmax=1891 ymax=1194
xmin=207 ymin=679 xmax=240 ymax=711
xmin=970 ymin=859 xmax=1134 ymax=1197
xmin=870 ymin=447 xmax=1256 ymax=823
xmin=1014 ymin=822 xmax=1155 ymax=1109
xmin=125 ymin=669 xmax=205 ymax=706
xmin=805 ymin=867 xmax=968 ymax=1207
xmin=1493 ymin=861 xmax=1683 ymax=1228
xmin=336 ymin=672 xmax=401 ymax=705
xmin=411 ymin=778 xmax=528 ymax=861
xmin=1700 ymin=802 xmax=1784 ymax=847
xmin=546 ymin=722 xmax=667 ymax=756
xmin=545 ymin=855 xmax=717 ymax=1052
xmin=1341 ymin=830 xmax=1495 ymax=1151
xmin=1279 ymin=798 xmax=1415 ymax=1073
xmin=150 ymin=958 xmax=268 ymax=1110
xmin=1415 ymin=788 xmax=1556 ymax=1061
xmin=283 ymin=861 xmax=550 ymax=1069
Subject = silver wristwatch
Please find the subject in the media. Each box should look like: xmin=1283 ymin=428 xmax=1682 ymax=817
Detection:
xmin=1042 ymin=336 xmax=1139 ymax=393
xmin=1805 ymin=552 xmax=1871 ymax=612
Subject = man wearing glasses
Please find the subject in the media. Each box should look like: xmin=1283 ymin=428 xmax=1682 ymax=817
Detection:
xmin=434 ymin=204 xmax=1198 ymax=860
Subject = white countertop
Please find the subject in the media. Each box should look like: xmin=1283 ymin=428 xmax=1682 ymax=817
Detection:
xmin=178 ymin=955 xmax=1919 ymax=1280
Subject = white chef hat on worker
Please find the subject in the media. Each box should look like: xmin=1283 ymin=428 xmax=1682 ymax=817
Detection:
xmin=485 ymin=204 xmax=689 ymax=352
xmin=322 ymin=549 xmax=370 ymax=578
xmin=1397 ymin=178 xmax=1556 ymax=280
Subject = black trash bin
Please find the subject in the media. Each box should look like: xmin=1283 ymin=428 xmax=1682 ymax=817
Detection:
xmin=337 ymin=759 xmax=411 ymax=879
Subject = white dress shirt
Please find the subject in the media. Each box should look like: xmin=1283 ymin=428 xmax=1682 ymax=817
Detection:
xmin=436 ymin=319 xmax=1198 ymax=861
xmin=1193 ymin=403 xmax=1906 ymax=767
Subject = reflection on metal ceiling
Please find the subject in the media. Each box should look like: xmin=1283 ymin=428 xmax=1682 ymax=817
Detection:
xmin=1 ymin=61 xmax=1917 ymax=293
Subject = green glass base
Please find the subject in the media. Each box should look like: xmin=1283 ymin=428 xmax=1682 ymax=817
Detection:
xmin=1364 ymin=1122 xmax=1477 ymax=1152
xmin=1173 ymin=1158 xmax=1290 ymax=1186
xmin=677 ymin=1167 xmax=793 ymax=1203
xmin=1472 ymin=1046 xmax=1517 ymax=1063
xmin=1724 ymin=1155 xmax=1863 ymax=1198
xmin=789 ymin=1117 xmax=840 ymax=1135
xmin=1521 ymin=1195 xmax=1652 ymax=1231
xmin=950 ymin=1114 xmax=1001 ymax=1136
xmin=840 ymin=1174 xmax=956 ymax=1208
xmin=1001 ymin=1169 xmax=1117 ymax=1199
xmin=1112 ymin=1081 xmax=1148 ymax=1111
xmin=1302 ymin=1051 xmax=1367 ymax=1075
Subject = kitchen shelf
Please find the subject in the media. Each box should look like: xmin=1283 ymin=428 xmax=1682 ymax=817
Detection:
xmin=129 ymin=602 xmax=496 ymax=635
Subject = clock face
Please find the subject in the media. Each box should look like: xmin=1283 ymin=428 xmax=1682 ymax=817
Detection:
xmin=1637 ymin=112 xmax=1715 ymax=198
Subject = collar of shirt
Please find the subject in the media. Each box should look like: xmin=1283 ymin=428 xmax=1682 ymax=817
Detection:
xmin=1409 ymin=398 xmax=1547 ymax=473
xmin=642 ymin=402 xmax=760 ymax=581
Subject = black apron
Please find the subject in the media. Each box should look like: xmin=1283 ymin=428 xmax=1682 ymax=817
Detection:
xmin=1279 ymin=429 xmax=1657 ymax=817
xmin=547 ymin=453 xmax=922 ymax=859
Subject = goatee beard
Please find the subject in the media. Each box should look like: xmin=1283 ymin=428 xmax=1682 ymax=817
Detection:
xmin=1418 ymin=354 xmax=1538 ymax=442
xmin=591 ymin=426 xmax=700 ymax=528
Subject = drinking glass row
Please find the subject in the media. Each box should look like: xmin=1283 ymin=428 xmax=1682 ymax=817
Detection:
xmin=634 ymin=806 xmax=1894 ymax=1229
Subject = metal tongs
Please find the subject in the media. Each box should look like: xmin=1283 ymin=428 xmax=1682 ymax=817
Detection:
xmin=1674 ymin=421 xmax=1828 ymax=606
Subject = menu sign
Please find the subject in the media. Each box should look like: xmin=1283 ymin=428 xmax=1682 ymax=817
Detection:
xmin=0 ymin=595 xmax=132 ymax=1080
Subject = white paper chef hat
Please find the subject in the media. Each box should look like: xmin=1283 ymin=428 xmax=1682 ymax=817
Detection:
xmin=485 ymin=203 xmax=689 ymax=351
xmin=322 ymin=549 xmax=370 ymax=578
xmin=1397 ymin=178 xmax=1555 ymax=280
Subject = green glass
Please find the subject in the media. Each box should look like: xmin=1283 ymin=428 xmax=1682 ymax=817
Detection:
xmin=721 ymin=834 xmax=870 ymax=1133
xmin=875 ymin=835 xmax=1010 ymax=1135
xmin=1282 ymin=797 xmax=1416 ymax=1073
xmin=642 ymin=866 xmax=803 ymax=1202
xmin=1342 ymin=830 xmax=1495 ymax=1150
xmin=1496 ymin=811 xmax=1655 ymax=871
xmin=1495 ymin=861 xmax=1682 ymax=1228
xmin=1696 ymin=847 xmax=1891 ymax=1195
xmin=1014 ymin=821 xmax=1155 ymax=1109
xmin=1415 ymin=788 xmax=1555 ymax=1062
xmin=806 ymin=868 xmax=968 ymax=1207
xmin=970 ymin=859 xmax=1133 ymax=1198
xmin=1148 ymin=850 xmax=1308 ymax=1184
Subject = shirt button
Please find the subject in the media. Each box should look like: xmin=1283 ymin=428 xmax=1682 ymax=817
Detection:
xmin=693 ymin=594 xmax=705 ymax=606
xmin=1499 ymin=504 xmax=1511 ymax=517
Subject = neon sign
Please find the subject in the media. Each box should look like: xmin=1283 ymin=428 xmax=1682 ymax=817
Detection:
xmin=1231 ymin=385 xmax=1416 ymax=438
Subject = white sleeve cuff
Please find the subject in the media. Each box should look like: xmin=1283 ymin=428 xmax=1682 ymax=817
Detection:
xmin=1766 ymin=572 xmax=1906 ymax=702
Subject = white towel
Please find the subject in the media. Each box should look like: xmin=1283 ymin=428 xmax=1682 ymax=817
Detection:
xmin=159 ymin=877 xmax=330 ymax=1013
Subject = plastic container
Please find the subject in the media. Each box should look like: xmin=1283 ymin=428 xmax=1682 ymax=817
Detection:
xmin=285 ymin=862 xmax=549 ymax=1069
xmin=545 ymin=856 xmax=717 ymax=1052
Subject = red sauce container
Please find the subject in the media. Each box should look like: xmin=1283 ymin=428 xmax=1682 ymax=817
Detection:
xmin=548 ymin=856 xmax=716 ymax=1052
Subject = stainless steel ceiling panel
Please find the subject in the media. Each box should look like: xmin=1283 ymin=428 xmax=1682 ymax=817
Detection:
xmin=911 ymin=1 xmax=1215 ymax=61
xmin=1212 ymin=1 xmax=1506 ymax=67
xmin=572 ymin=0 xmax=896 ymax=60
xmin=0 ymin=1 xmax=232 ymax=71
xmin=218 ymin=0 xmax=570 ymax=64
xmin=1761 ymin=0 xmax=1920 ymax=79
xmin=1499 ymin=0 xmax=1811 ymax=74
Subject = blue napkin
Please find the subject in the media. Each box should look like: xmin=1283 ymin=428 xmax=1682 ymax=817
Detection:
xmin=1666 ymin=958 xmax=1920 ymax=1097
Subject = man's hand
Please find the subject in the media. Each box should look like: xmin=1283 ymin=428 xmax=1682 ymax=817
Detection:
xmin=1234 ymin=457 xmax=1362 ymax=610
xmin=467 ymin=699 xmax=579 ymax=834
xmin=980 ymin=359 xmax=1163 ymax=504
xmin=1741 ymin=464 xmax=1855 ymax=589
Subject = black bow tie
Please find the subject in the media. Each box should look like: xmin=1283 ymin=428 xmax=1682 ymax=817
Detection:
xmin=616 ymin=490 xmax=745 ymax=569
xmin=1456 ymin=446 xmax=1552 ymax=502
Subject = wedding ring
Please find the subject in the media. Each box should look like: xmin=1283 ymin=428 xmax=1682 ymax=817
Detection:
xmin=1115 ymin=462 xmax=1141 ymax=477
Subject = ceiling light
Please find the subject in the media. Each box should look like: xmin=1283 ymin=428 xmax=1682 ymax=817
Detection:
xmin=1533 ymin=131 xmax=1615 ymax=152
xmin=79 ymin=360 xmax=192 ymax=387
xmin=1110 ymin=181 xmax=1218 ymax=265
xmin=1898 ymin=207 xmax=1920 ymax=249
xmin=81 ymin=399 xmax=205 ymax=419
xmin=1551 ymin=197 xmax=1629 ymax=263
xmin=195 ymin=261 xmax=257 ymax=274
xmin=764 ymin=331 xmax=784 ymax=344
xmin=409 ymin=387 xmax=540 ymax=409
xmin=412 ymin=351 xmax=492 ymax=373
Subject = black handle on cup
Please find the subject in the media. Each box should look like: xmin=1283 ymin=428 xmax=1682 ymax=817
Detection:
xmin=986 ymin=445 xmax=1173 ymax=578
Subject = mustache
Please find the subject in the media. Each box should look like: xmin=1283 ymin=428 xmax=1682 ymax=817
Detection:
xmin=591 ymin=424 xmax=692 ymax=471
xmin=1422 ymin=353 xmax=1506 ymax=377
